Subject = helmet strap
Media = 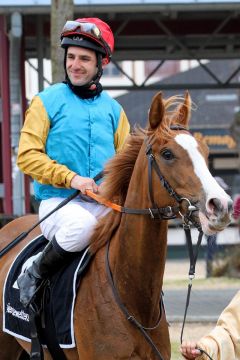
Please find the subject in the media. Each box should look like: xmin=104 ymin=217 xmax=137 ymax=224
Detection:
xmin=88 ymin=52 xmax=103 ymax=90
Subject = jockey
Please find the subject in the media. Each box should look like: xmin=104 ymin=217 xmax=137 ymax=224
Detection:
xmin=17 ymin=18 xmax=130 ymax=307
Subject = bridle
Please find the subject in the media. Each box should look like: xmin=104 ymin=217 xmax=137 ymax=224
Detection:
xmin=105 ymin=126 xmax=213 ymax=360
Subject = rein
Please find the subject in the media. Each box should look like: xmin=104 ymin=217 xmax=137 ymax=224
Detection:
xmin=105 ymin=240 xmax=166 ymax=360
xmin=0 ymin=172 xmax=105 ymax=260
xmin=87 ymin=189 xmax=179 ymax=219
xmin=0 ymin=190 xmax=81 ymax=259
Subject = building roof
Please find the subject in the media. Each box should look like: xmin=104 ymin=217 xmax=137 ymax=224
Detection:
xmin=116 ymin=60 xmax=240 ymax=131
xmin=1 ymin=1 xmax=240 ymax=5
xmin=1 ymin=0 xmax=239 ymax=62
xmin=1 ymin=1 xmax=240 ymax=14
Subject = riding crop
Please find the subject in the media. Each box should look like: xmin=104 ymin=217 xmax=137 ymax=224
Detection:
xmin=0 ymin=172 xmax=103 ymax=259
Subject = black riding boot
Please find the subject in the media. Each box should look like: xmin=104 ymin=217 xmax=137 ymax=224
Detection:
xmin=17 ymin=239 xmax=69 ymax=308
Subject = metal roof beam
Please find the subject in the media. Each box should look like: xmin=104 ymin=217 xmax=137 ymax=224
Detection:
xmin=103 ymin=83 xmax=240 ymax=91
xmin=1 ymin=2 xmax=240 ymax=15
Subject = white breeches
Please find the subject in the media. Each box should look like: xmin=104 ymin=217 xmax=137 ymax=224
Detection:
xmin=39 ymin=197 xmax=110 ymax=252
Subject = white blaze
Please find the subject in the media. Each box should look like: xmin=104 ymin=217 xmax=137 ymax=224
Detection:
xmin=175 ymin=134 xmax=229 ymax=201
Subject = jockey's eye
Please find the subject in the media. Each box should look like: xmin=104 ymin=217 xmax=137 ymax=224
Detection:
xmin=161 ymin=149 xmax=174 ymax=161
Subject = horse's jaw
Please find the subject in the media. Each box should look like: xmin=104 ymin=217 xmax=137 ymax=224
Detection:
xmin=199 ymin=210 xmax=232 ymax=235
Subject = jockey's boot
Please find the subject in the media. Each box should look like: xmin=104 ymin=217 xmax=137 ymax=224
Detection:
xmin=17 ymin=239 xmax=70 ymax=308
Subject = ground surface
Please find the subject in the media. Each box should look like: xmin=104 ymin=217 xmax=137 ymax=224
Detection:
xmin=165 ymin=258 xmax=239 ymax=359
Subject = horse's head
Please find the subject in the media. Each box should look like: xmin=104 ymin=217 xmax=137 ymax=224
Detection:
xmin=148 ymin=91 xmax=233 ymax=234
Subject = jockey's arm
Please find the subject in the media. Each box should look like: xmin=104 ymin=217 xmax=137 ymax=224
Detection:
xmin=17 ymin=96 xmax=76 ymax=188
xmin=114 ymin=109 xmax=130 ymax=152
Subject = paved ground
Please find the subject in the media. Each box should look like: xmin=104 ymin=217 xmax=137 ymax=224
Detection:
xmin=163 ymin=259 xmax=239 ymax=322
xmin=158 ymin=258 xmax=239 ymax=358
xmin=164 ymin=287 xmax=238 ymax=322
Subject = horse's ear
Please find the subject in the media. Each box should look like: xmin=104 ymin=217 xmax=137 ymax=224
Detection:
xmin=148 ymin=92 xmax=165 ymax=130
xmin=176 ymin=91 xmax=191 ymax=125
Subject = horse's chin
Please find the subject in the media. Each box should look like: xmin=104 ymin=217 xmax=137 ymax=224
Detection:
xmin=199 ymin=211 xmax=231 ymax=235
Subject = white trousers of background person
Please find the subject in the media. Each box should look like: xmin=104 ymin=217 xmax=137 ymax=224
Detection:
xmin=39 ymin=197 xmax=110 ymax=252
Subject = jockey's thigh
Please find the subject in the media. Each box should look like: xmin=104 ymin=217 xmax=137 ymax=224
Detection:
xmin=39 ymin=197 xmax=110 ymax=252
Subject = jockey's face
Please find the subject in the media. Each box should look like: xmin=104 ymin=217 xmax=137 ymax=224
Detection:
xmin=66 ymin=46 xmax=98 ymax=86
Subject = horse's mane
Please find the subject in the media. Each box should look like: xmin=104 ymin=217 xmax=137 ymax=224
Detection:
xmin=89 ymin=94 xmax=191 ymax=254
xmin=89 ymin=130 xmax=144 ymax=254
xmin=102 ymin=131 xmax=145 ymax=203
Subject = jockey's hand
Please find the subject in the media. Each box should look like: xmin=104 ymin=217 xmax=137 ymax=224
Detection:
xmin=180 ymin=341 xmax=202 ymax=359
xmin=70 ymin=175 xmax=98 ymax=194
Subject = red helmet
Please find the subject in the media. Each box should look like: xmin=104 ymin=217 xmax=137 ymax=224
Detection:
xmin=61 ymin=17 xmax=114 ymax=63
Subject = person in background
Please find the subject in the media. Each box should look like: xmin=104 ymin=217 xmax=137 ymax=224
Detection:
xmin=16 ymin=17 xmax=130 ymax=308
xmin=233 ymin=194 xmax=240 ymax=237
xmin=180 ymin=289 xmax=240 ymax=359
xmin=205 ymin=177 xmax=229 ymax=277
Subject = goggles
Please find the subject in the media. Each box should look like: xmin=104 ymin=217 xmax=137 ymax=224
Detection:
xmin=61 ymin=21 xmax=102 ymax=40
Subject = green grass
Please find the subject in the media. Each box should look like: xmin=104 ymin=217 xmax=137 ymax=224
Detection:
xmin=163 ymin=276 xmax=240 ymax=289
xmin=171 ymin=341 xmax=181 ymax=360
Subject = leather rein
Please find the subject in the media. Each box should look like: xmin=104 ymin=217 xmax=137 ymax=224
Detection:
xmin=92 ymin=127 xmax=212 ymax=360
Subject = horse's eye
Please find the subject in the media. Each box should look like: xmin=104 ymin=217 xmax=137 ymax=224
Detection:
xmin=161 ymin=149 xmax=174 ymax=160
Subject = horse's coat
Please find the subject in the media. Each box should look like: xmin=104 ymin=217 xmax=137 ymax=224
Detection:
xmin=0 ymin=92 xmax=232 ymax=360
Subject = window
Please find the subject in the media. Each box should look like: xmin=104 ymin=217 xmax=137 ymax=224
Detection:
xmin=103 ymin=62 xmax=123 ymax=77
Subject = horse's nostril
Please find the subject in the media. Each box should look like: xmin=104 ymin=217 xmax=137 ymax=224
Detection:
xmin=208 ymin=198 xmax=223 ymax=214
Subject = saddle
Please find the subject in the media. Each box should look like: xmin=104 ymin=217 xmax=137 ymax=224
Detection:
xmin=3 ymin=235 xmax=92 ymax=357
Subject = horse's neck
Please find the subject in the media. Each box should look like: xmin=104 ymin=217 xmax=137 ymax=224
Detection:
xmin=110 ymin=169 xmax=168 ymax=326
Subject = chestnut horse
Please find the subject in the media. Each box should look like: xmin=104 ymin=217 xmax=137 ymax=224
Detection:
xmin=0 ymin=92 xmax=232 ymax=360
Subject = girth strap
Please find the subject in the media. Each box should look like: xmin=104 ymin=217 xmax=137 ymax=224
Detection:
xmin=29 ymin=286 xmax=68 ymax=360
xmin=29 ymin=305 xmax=44 ymax=360
xmin=41 ymin=285 xmax=68 ymax=360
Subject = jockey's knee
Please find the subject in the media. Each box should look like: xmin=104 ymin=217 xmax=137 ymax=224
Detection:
xmin=54 ymin=216 xmax=97 ymax=252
